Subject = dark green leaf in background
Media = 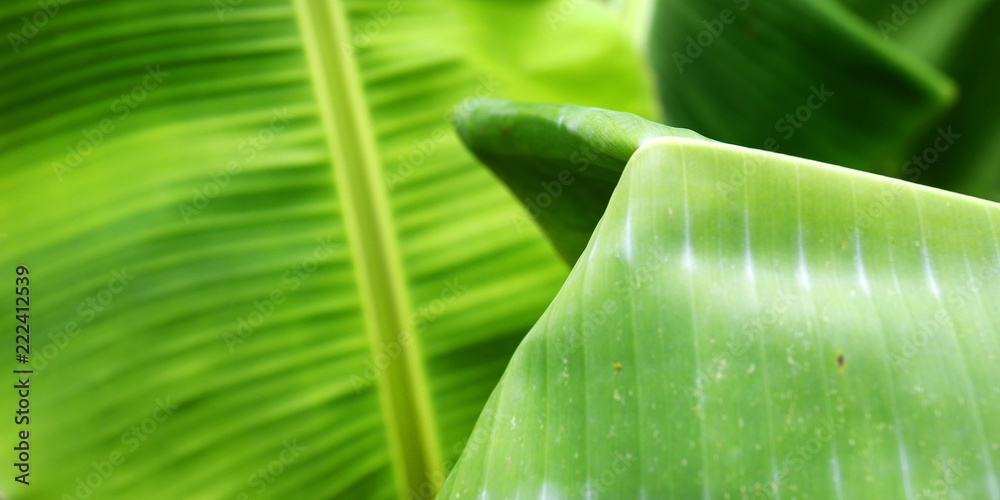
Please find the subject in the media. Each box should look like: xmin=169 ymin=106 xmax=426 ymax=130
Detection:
xmin=647 ymin=0 xmax=954 ymax=176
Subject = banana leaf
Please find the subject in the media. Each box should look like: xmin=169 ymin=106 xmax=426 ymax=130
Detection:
xmin=646 ymin=0 xmax=954 ymax=176
xmin=850 ymin=0 xmax=1000 ymax=202
xmin=443 ymin=100 xmax=1000 ymax=499
xmin=0 ymin=1 xmax=657 ymax=498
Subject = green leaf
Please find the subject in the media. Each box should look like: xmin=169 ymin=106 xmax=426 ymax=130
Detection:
xmin=441 ymin=104 xmax=1000 ymax=498
xmin=939 ymin=5 xmax=1000 ymax=198
xmin=454 ymin=98 xmax=709 ymax=264
xmin=0 ymin=1 xmax=656 ymax=499
xmin=647 ymin=0 xmax=955 ymax=176
xmin=835 ymin=0 xmax=992 ymax=65
xmin=843 ymin=0 xmax=1000 ymax=202
xmin=904 ymin=0 xmax=1000 ymax=201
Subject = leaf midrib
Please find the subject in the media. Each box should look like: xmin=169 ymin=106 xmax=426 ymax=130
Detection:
xmin=292 ymin=1 xmax=442 ymax=498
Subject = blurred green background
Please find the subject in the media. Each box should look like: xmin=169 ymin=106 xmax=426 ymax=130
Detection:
xmin=0 ymin=0 xmax=653 ymax=498
xmin=1 ymin=0 xmax=997 ymax=498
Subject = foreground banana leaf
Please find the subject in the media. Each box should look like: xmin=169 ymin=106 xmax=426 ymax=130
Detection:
xmin=0 ymin=1 xmax=657 ymax=498
xmin=443 ymin=101 xmax=1000 ymax=498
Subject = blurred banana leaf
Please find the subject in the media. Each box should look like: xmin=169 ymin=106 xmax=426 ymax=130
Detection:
xmin=922 ymin=0 xmax=1000 ymax=200
xmin=855 ymin=0 xmax=1000 ymax=201
xmin=645 ymin=0 xmax=1000 ymax=201
xmin=443 ymin=100 xmax=1000 ymax=498
xmin=646 ymin=0 xmax=955 ymax=176
xmin=836 ymin=0 xmax=990 ymax=63
xmin=0 ymin=1 xmax=657 ymax=498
